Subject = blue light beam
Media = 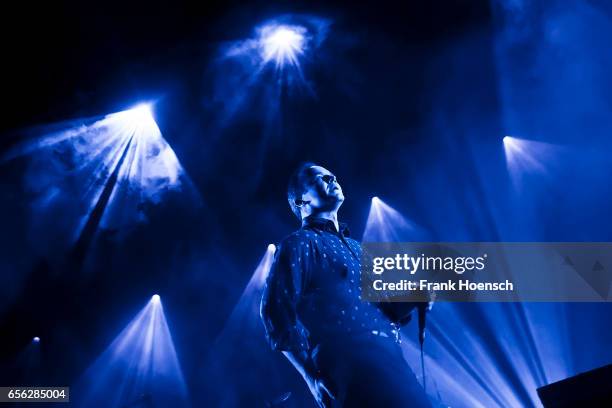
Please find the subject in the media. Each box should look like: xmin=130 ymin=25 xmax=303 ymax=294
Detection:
xmin=399 ymin=302 xmax=583 ymax=407
xmin=2 ymin=103 xmax=199 ymax=261
xmin=201 ymin=244 xmax=305 ymax=407
xmin=212 ymin=15 xmax=330 ymax=127
xmin=362 ymin=196 xmax=426 ymax=242
xmin=214 ymin=243 xmax=276 ymax=341
xmin=502 ymin=136 xmax=565 ymax=191
xmin=259 ymin=24 xmax=306 ymax=68
xmin=73 ymin=295 xmax=189 ymax=408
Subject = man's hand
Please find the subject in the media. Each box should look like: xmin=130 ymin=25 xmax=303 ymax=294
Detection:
xmin=306 ymin=377 xmax=335 ymax=408
xmin=283 ymin=348 xmax=336 ymax=407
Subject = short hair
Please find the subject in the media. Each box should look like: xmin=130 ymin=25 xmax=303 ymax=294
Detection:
xmin=287 ymin=162 xmax=318 ymax=220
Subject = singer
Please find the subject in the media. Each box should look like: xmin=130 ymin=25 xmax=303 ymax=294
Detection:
xmin=260 ymin=163 xmax=431 ymax=407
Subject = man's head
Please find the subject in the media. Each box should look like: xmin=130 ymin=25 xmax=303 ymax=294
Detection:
xmin=287 ymin=163 xmax=345 ymax=221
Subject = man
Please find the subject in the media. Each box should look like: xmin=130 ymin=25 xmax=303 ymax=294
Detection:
xmin=260 ymin=163 xmax=431 ymax=407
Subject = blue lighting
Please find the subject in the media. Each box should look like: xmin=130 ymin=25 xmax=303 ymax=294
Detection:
xmin=225 ymin=244 xmax=276 ymax=323
xmin=210 ymin=15 xmax=330 ymax=131
xmin=215 ymin=245 xmax=276 ymax=336
xmin=202 ymin=245 xmax=280 ymax=405
xmin=32 ymin=337 xmax=40 ymax=343
xmin=111 ymin=103 xmax=159 ymax=138
xmin=73 ymin=295 xmax=188 ymax=408
xmin=503 ymin=136 xmax=563 ymax=191
xmin=362 ymin=196 xmax=422 ymax=242
xmin=1 ymin=103 xmax=199 ymax=260
xmin=360 ymin=193 xmax=604 ymax=406
xmin=259 ymin=24 xmax=306 ymax=68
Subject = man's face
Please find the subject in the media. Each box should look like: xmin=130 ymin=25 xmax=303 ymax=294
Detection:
xmin=300 ymin=166 xmax=345 ymax=212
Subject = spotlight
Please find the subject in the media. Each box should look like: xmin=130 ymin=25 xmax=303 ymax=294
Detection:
xmin=74 ymin=291 xmax=188 ymax=406
xmin=267 ymin=243 xmax=276 ymax=252
xmin=151 ymin=294 xmax=160 ymax=303
xmin=129 ymin=103 xmax=153 ymax=120
xmin=503 ymin=136 xmax=521 ymax=155
xmin=363 ymin=196 xmax=420 ymax=242
xmin=502 ymin=135 xmax=554 ymax=186
xmin=33 ymin=337 xmax=40 ymax=343
xmin=118 ymin=103 xmax=159 ymax=136
xmin=259 ymin=24 xmax=306 ymax=67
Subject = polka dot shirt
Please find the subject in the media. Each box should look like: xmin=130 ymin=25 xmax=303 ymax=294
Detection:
xmin=261 ymin=216 xmax=397 ymax=353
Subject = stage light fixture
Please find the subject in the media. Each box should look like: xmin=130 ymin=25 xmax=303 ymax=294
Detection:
xmin=267 ymin=243 xmax=276 ymax=252
xmin=152 ymin=294 xmax=160 ymax=303
xmin=33 ymin=337 xmax=40 ymax=343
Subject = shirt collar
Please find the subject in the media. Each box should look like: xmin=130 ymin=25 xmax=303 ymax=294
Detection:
xmin=302 ymin=216 xmax=351 ymax=237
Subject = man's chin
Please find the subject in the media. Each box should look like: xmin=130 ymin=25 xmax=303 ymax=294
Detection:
xmin=331 ymin=194 xmax=345 ymax=204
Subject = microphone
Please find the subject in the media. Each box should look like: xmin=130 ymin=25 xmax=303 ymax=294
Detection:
xmin=417 ymin=301 xmax=428 ymax=394
xmin=418 ymin=302 xmax=427 ymax=346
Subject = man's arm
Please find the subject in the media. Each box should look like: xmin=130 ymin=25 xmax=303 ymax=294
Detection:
xmin=260 ymin=237 xmax=311 ymax=353
xmin=282 ymin=350 xmax=318 ymax=381
xmin=260 ymin=237 xmax=335 ymax=407
xmin=282 ymin=349 xmax=334 ymax=408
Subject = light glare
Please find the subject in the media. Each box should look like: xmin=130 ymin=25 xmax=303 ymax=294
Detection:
xmin=503 ymin=136 xmax=562 ymax=191
xmin=363 ymin=196 xmax=422 ymax=242
xmin=74 ymin=296 xmax=188 ymax=407
xmin=260 ymin=24 xmax=306 ymax=67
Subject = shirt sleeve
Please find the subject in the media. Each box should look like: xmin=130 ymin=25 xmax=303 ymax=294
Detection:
xmin=260 ymin=236 xmax=311 ymax=353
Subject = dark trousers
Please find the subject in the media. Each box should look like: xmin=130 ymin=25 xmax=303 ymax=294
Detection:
xmin=313 ymin=333 xmax=431 ymax=407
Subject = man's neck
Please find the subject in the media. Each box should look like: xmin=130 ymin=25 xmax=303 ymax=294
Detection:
xmin=307 ymin=211 xmax=339 ymax=231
